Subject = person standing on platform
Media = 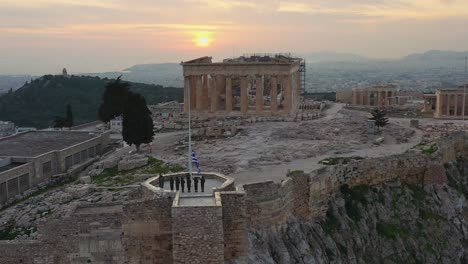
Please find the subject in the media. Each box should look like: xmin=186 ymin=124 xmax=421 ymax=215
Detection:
xmin=194 ymin=177 xmax=199 ymax=192
xmin=201 ymin=176 xmax=206 ymax=192
xmin=186 ymin=174 xmax=192 ymax=192
xmin=180 ymin=177 xmax=185 ymax=193
xmin=169 ymin=177 xmax=174 ymax=191
xmin=175 ymin=177 xmax=180 ymax=191
xmin=158 ymin=173 xmax=164 ymax=188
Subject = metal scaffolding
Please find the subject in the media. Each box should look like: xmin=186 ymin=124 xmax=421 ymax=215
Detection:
xmin=299 ymin=60 xmax=306 ymax=94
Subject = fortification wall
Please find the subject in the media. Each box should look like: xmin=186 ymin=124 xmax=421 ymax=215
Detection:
xmin=172 ymin=202 xmax=225 ymax=264
xmin=122 ymin=194 xmax=175 ymax=264
xmin=243 ymin=179 xmax=294 ymax=229
xmin=220 ymin=191 xmax=248 ymax=262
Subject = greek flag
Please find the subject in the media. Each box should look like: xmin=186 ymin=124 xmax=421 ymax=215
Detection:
xmin=191 ymin=150 xmax=201 ymax=175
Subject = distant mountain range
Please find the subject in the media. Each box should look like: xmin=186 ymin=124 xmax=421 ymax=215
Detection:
xmin=0 ymin=75 xmax=183 ymax=128
xmin=1 ymin=50 xmax=467 ymax=94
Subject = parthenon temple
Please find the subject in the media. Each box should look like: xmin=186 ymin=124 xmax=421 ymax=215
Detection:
xmin=181 ymin=55 xmax=303 ymax=116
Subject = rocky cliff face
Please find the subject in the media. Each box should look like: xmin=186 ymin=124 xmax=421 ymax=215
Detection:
xmin=247 ymin=158 xmax=468 ymax=264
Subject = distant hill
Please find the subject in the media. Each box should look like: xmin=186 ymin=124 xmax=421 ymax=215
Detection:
xmin=83 ymin=63 xmax=183 ymax=88
xmin=0 ymin=75 xmax=183 ymax=128
xmin=301 ymin=52 xmax=369 ymax=63
xmin=78 ymin=50 xmax=468 ymax=93
xmin=0 ymin=75 xmax=31 ymax=94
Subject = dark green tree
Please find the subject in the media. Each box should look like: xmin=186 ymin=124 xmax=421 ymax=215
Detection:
xmin=122 ymin=92 xmax=154 ymax=152
xmin=370 ymin=108 xmax=389 ymax=130
xmin=53 ymin=104 xmax=74 ymax=128
xmin=65 ymin=104 xmax=74 ymax=127
xmin=53 ymin=116 xmax=66 ymax=128
xmin=98 ymin=76 xmax=130 ymax=122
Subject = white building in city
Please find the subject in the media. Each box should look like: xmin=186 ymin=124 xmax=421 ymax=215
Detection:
xmin=110 ymin=116 xmax=123 ymax=134
xmin=0 ymin=121 xmax=15 ymax=138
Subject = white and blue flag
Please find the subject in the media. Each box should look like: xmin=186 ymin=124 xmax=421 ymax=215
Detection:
xmin=191 ymin=150 xmax=201 ymax=175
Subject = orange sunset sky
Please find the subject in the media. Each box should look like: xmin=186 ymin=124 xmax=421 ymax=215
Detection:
xmin=1 ymin=0 xmax=468 ymax=74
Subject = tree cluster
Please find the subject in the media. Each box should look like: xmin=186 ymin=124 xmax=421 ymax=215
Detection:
xmin=53 ymin=104 xmax=74 ymax=128
xmin=99 ymin=77 xmax=154 ymax=151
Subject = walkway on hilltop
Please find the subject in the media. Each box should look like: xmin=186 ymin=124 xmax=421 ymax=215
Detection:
xmin=232 ymin=103 xmax=423 ymax=187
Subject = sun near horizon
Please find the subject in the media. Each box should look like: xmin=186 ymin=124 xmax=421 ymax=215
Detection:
xmin=194 ymin=32 xmax=213 ymax=48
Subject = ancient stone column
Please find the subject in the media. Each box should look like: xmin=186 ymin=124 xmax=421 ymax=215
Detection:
xmin=190 ymin=76 xmax=197 ymax=110
xmin=283 ymin=75 xmax=291 ymax=112
xmin=196 ymin=75 xmax=203 ymax=111
xmin=184 ymin=76 xmax=190 ymax=112
xmin=202 ymin=74 xmax=209 ymax=110
xmin=240 ymin=76 xmax=248 ymax=113
xmin=454 ymin=94 xmax=458 ymax=116
xmin=446 ymin=94 xmax=450 ymax=116
xmin=360 ymin=91 xmax=364 ymax=106
xmin=270 ymin=76 xmax=278 ymax=113
xmin=255 ymin=76 xmax=263 ymax=113
xmin=211 ymin=75 xmax=222 ymax=112
xmin=225 ymin=77 xmax=233 ymax=112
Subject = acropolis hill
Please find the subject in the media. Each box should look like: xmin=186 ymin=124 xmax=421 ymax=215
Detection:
xmin=2 ymin=55 xmax=468 ymax=263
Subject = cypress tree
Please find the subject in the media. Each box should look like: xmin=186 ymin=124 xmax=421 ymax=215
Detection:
xmin=65 ymin=104 xmax=73 ymax=127
xmin=122 ymin=92 xmax=154 ymax=152
xmin=98 ymin=76 xmax=130 ymax=122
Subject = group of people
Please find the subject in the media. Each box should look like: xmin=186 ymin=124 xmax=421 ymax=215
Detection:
xmin=158 ymin=173 xmax=206 ymax=193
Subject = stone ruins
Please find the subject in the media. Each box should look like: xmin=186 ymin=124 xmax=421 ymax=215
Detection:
xmin=181 ymin=55 xmax=303 ymax=116
xmin=1 ymin=130 xmax=466 ymax=263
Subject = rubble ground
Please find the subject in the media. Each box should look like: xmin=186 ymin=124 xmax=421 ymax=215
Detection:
xmin=158 ymin=105 xmax=416 ymax=176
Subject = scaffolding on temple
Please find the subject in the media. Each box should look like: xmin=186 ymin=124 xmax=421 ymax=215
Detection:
xmin=299 ymin=60 xmax=306 ymax=94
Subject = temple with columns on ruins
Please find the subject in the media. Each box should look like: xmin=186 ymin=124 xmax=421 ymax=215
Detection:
xmin=181 ymin=55 xmax=304 ymax=116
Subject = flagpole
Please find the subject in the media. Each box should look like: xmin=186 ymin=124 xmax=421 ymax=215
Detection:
xmin=188 ymin=82 xmax=193 ymax=177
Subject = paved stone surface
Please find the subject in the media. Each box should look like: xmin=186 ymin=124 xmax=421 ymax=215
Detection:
xmin=178 ymin=196 xmax=216 ymax=206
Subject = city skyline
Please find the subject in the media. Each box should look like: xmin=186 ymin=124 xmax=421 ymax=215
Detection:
xmin=1 ymin=0 xmax=468 ymax=74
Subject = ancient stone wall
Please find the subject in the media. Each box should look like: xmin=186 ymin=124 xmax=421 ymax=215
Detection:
xmin=172 ymin=203 xmax=225 ymax=264
xmin=220 ymin=191 xmax=248 ymax=263
xmin=122 ymin=193 xmax=175 ymax=264
xmin=243 ymin=179 xmax=294 ymax=229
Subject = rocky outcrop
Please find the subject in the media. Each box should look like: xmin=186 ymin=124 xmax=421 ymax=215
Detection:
xmin=117 ymin=155 xmax=148 ymax=171
xmin=247 ymin=158 xmax=468 ymax=264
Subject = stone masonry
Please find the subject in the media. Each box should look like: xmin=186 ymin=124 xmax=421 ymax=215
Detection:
xmin=1 ymin=132 xmax=467 ymax=263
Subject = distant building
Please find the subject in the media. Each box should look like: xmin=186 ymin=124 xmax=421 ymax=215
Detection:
xmin=433 ymin=86 xmax=468 ymax=119
xmin=149 ymin=101 xmax=183 ymax=118
xmin=110 ymin=116 xmax=123 ymax=134
xmin=351 ymin=85 xmax=397 ymax=106
xmin=0 ymin=130 xmax=110 ymax=205
xmin=336 ymin=90 xmax=353 ymax=104
xmin=0 ymin=121 xmax=15 ymax=137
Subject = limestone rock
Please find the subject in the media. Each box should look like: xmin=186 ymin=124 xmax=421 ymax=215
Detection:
xmin=118 ymin=155 xmax=148 ymax=171
xmin=79 ymin=176 xmax=92 ymax=184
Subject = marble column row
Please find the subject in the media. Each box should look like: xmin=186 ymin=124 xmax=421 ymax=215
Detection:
xmin=437 ymin=93 xmax=468 ymax=117
xmin=352 ymin=90 xmax=393 ymax=106
xmin=184 ymin=74 xmax=296 ymax=114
